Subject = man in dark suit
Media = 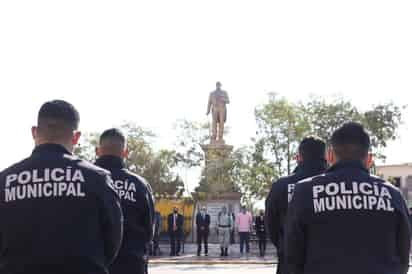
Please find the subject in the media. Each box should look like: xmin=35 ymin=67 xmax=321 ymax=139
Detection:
xmin=196 ymin=206 xmax=211 ymax=256
xmin=255 ymin=209 xmax=266 ymax=257
xmin=167 ymin=207 xmax=184 ymax=256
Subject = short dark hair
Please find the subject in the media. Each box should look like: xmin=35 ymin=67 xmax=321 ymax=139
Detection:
xmin=99 ymin=128 xmax=126 ymax=146
xmin=298 ymin=136 xmax=326 ymax=161
xmin=331 ymin=122 xmax=370 ymax=160
xmin=37 ymin=100 xmax=80 ymax=139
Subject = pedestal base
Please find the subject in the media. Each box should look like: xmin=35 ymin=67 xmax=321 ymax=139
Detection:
xmin=193 ymin=193 xmax=241 ymax=243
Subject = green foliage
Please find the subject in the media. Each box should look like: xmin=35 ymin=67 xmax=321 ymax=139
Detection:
xmin=230 ymin=146 xmax=277 ymax=204
xmin=254 ymin=93 xmax=404 ymax=189
xmin=173 ymin=119 xmax=209 ymax=168
xmin=74 ymin=123 xmax=185 ymax=198
xmin=255 ymin=93 xmax=309 ymax=175
xmin=73 ymin=132 xmax=100 ymax=161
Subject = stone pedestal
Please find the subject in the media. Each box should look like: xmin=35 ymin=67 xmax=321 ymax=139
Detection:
xmin=200 ymin=142 xmax=235 ymax=195
xmin=194 ymin=193 xmax=241 ymax=243
xmin=192 ymin=140 xmax=241 ymax=243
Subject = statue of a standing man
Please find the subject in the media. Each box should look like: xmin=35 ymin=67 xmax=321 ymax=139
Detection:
xmin=206 ymin=82 xmax=230 ymax=143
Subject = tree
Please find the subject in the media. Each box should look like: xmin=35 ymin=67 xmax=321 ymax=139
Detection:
xmin=255 ymin=93 xmax=309 ymax=175
xmin=230 ymin=146 xmax=277 ymax=205
xmin=302 ymin=96 xmax=404 ymax=160
xmin=74 ymin=122 xmax=185 ymax=198
xmin=173 ymin=119 xmax=210 ymax=169
xmin=254 ymin=93 xmax=404 ymax=186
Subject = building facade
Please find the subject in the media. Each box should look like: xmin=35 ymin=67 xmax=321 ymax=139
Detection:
xmin=376 ymin=163 xmax=412 ymax=207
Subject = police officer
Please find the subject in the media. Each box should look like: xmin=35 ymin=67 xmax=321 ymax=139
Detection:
xmin=95 ymin=128 xmax=155 ymax=274
xmin=0 ymin=100 xmax=123 ymax=274
xmin=286 ymin=122 xmax=411 ymax=274
xmin=217 ymin=206 xmax=233 ymax=257
xmin=265 ymin=136 xmax=327 ymax=274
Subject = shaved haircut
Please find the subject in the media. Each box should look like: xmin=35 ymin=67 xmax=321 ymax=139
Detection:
xmin=331 ymin=122 xmax=370 ymax=160
xmin=37 ymin=100 xmax=80 ymax=140
xmin=99 ymin=128 xmax=126 ymax=156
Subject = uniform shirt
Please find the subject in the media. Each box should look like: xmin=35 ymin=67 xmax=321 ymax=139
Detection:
xmin=265 ymin=161 xmax=327 ymax=254
xmin=218 ymin=212 xmax=233 ymax=228
xmin=0 ymin=144 xmax=123 ymax=274
xmin=286 ymin=160 xmax=411 ymax=274
xmin=236 ymin=212 xmax=253 ymax=232
xmin=95 ymin=155 xmax=154 ymax=259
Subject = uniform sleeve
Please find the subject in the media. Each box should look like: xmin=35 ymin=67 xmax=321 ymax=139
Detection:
xmin=285 ymin=184 xmax=306 ymax=274
xmin=397 ymin=194 xmax=411 ymax=274
xmin=265 ymin=181 xmax=284 ymax=250
xmin=98 ymin=174 xmax=123 ymax=266
xmin=141 ymin=180 xmax=155 ymax=243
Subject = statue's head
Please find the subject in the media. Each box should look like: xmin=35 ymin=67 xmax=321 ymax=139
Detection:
xmin=216 ymin=81 xmax=222 ymax=90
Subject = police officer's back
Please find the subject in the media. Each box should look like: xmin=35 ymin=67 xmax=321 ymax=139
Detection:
xmin=286 ymin=122 xmax=411 ymax=274
xmin=0 ymin=100 xmax=123 ymax=274
xmin=265 ymin=137 xmax=327 ymax=274
xmin=95 ymin=129 xmax=155 ymax=274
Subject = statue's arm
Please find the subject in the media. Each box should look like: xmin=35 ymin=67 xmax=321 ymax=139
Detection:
xmin=224 ymin=91 xmax=230 ymax=104
xmin=207 ymin=94 xmax=212 ymax=114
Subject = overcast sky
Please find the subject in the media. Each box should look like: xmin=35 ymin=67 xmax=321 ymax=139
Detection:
xmin=1 ymin=1 xmax=411 ymax=193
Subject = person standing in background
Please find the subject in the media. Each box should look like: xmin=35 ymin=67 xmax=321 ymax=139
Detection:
xmin=196 ymin=206 xmax=211 ymax=256
xmin=236 ymin=206 xmax=253 ymax=257
xmin=150 ymin=211 xmax=162 ymax=256
xmin=217 ymin=206 xmax=233 ymax=257
xmin=255 ymin=210 xmax=267 ymax=257
xmin=167 ymin=207 xmax=184 ymax=256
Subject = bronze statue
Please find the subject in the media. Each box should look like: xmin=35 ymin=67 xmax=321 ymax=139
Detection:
xmin=206 ymin=82 xmax=230 ymax=143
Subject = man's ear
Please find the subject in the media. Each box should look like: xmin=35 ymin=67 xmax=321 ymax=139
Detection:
xmin=72 ymin=131 xmax=81 ymax=146
xmin=296 ymin=153 xmax=303 ymax=163
xmin=95 ymin=147 xmax=100 ymax=157
xmin=122 ymin=147 xmax=129 ymax=158
xmin=365 ymin=153 xmax=373 ymax=169
xmin=31 ymin=126 xmax=37 ymax=141
xmin=327 ymin=148 xmax=336 ymax=165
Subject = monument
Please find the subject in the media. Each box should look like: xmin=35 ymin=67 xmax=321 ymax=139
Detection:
xmin=194 ymin=82 xmax=241 ymax=243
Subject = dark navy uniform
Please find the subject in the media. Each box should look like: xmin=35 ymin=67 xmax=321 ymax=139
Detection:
xmin=286 ymin=161 xmax=411 ymax=274
xmin=265 ymin=161 xmax=326 ymax=274
xmin=0 ymin=144 xmax=123 ymax=274
xmin=95 ymin=155 xmax=155 ymax=274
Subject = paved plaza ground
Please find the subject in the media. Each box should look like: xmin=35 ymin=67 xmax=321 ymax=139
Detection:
xmin=150 ymin=264 xmax=275 ymax=274
xmin=150 ymin=243 xmax=276 ymax=264
xmin=149 ymin=244 xmax=412 ymax=274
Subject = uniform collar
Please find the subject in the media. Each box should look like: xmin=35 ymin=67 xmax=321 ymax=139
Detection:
xmin=95 ymin=155 xmax=125 ymax=170
xmin=32 ymin=144 xmax=71 ymax=156
xmin=327 ymin=160 xmax=369 ymax=173
xmin=296 ymin=159 xmax=327 ymax=177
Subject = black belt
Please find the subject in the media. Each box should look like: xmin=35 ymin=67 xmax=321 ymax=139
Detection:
xmin=218 ymin=225 xmax=230 ymax=228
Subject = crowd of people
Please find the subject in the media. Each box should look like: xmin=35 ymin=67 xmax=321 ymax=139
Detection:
xmin=0 ymin=98 xmax=410 ymax=274
xmin=162 ymin=205 xmax=267 ymax=258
